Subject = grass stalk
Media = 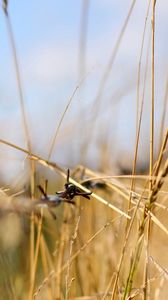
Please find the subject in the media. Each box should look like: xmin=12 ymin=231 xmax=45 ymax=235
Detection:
xmin=111 ymin=9 xmax=152 ymax=299
xmin=2 ymin=4 xmax=37 ymax=298
xmin=55 ymin=206 xmax=69 ymax=299
xmin=82 ymin=0 xmax=137 ymax=156
xmin=0 ymin=139 xmax=130 ymax=219
xmin=158 ymin=75 xmax=168 ymax=150
xmin=122 ymin=2 xmax=157 ymax=298
xmin=121 ymin=142 xmax=168 ymax=300
xmin=3 ymin=5 xmax=31 ymax=151
xmin=149 ymin=0 xmax=156 ymax=185
xmin=47 ymin=84 xmax=81 ymax=161
xmin=122 ymin=232 xmax=144 ymax=299
xmin=28 ymin=212 xmax=44 ymax=300
xmin=65 ymin=216 xmax=80 ymax=300
xmin=143 ymin=3 xmax=156 ymax=295
xmin=40 ymin=237 xmax=53 ymax=300
xmin=34 ymin=216 xmax=122 ymax=298
xmin=127 ymin=0 xmax=151 ymax=217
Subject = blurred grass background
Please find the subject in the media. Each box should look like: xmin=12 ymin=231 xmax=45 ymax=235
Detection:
xmin=0 ymin=0 xmax=168 ymax=299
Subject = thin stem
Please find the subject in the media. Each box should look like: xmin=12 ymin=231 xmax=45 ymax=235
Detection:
xmin=0 ymin=139 xmax=131 ymax=220
xmin=149 ymin=0 xmax=156 ymax=186
xmin=3 ymin=9 xmax=31 ymax=151
xmin=144 ymin=2 xmax=156 ymax=297
xmin=127 ymin=0 xmax=151 ymax=217
xmin=158 ymin=75 xmax=168 ymax=151
xmin=2 ymin=6 xmax=36 ymax=298
xmin=82 ymin=0 xmax=137 ymax=156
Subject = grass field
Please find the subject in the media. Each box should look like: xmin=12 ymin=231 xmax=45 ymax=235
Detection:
xmin=0 ymin=1 xmax=168 ymax=299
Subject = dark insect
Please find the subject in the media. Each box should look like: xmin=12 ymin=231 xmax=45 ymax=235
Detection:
xmin=37 ymin=169 xmax=92 ymax=218
xmin=56 ymin=169 xmax=92 ymax=201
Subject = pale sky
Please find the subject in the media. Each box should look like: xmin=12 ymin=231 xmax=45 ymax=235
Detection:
xmin=0 ymin=0 xmax=168 ymax=182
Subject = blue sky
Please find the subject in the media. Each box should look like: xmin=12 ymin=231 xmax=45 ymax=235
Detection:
xmin=0 ymin=0 xmax=168 ymax=181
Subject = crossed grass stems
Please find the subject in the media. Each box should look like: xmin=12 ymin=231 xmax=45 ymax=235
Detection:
xmin=1 ymin=0 xmax=167 ymax=298
xmin=37 ymin=168 xmax=92 ymax=220
xmin=27 ymin=141 xmax=168 ymax=299
xmin=1 ymin=136 xmax=168 ymax=299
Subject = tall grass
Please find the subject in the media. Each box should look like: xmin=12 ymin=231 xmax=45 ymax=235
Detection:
xmin=0 ymin=0 xmax=168 ymax=299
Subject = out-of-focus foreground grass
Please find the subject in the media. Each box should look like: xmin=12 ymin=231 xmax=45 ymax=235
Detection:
xmin=0 ymin=1 xmax=168 ymax=300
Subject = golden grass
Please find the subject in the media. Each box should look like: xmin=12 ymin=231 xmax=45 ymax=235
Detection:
xmin=0 ymin=0 xmax=168 ymax=299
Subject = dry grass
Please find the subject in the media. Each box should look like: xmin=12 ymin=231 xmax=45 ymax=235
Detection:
xmin=0 ymin=1 xmax=168 ymax=299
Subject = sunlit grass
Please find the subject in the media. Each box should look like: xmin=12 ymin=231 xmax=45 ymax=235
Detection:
xmin=0 ymin=0 xmax=168 ymax=300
